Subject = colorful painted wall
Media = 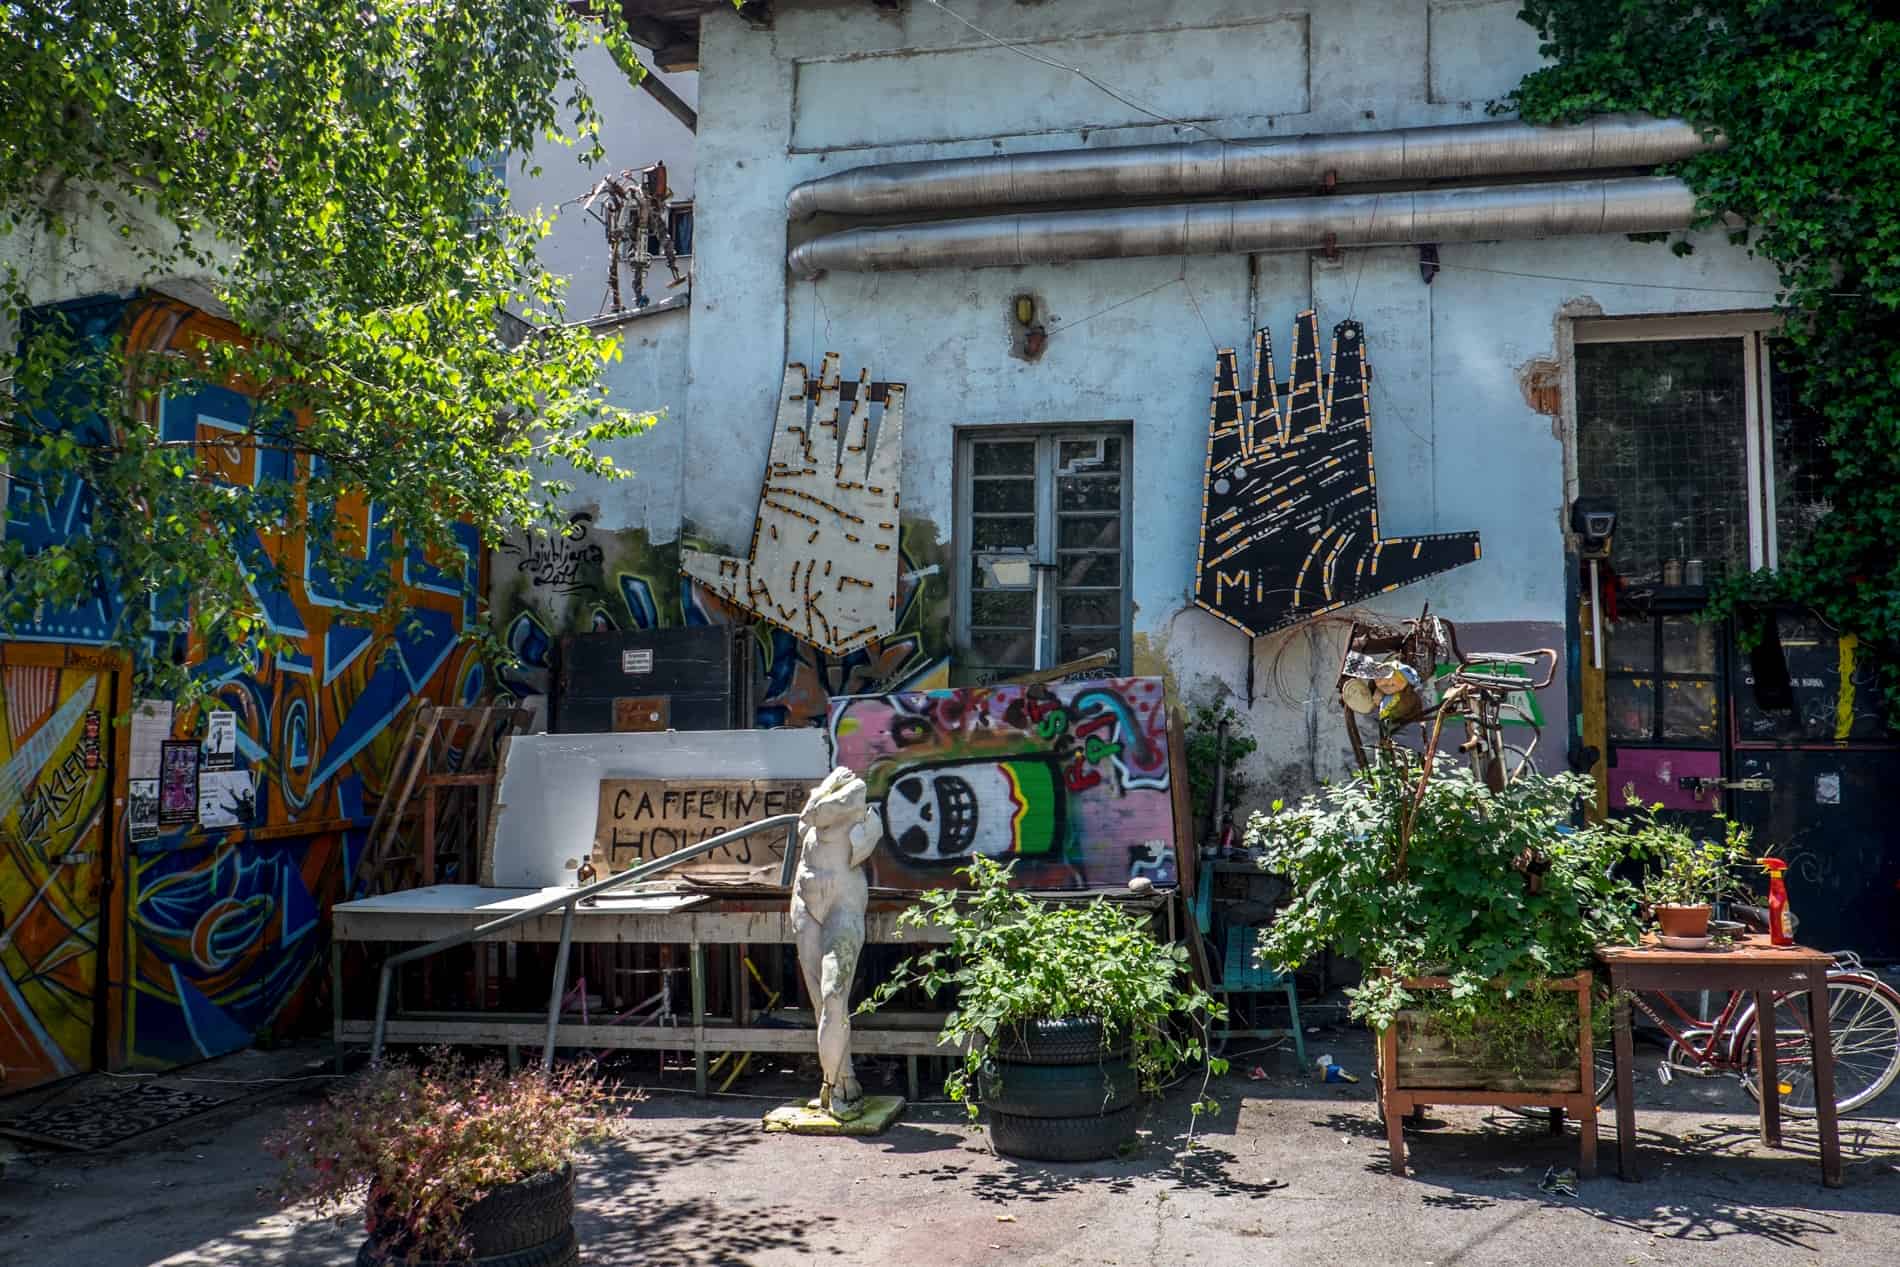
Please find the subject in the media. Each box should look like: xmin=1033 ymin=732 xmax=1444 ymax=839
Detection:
xmin=1 ymin=294 xmax=482 ymax=1089
xmin=490 ymin=512 xmax=951 ymax=729
xmin=828 ymin=678 xmax=1177 ymax=890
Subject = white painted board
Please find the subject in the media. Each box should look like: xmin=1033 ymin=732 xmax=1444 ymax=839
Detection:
xmin=484 ymin=728 xmax=834 ymax=888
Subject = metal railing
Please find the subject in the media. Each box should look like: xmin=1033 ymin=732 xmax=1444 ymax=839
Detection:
xmin=368 ymin=813 xmax=802 ymax=1070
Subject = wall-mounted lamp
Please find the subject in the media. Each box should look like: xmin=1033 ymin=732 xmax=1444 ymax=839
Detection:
xmin=1014 ymin=293 xmax=1036 ymax=327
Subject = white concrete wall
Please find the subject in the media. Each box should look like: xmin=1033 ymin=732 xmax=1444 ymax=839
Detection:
xmin=654 ymin=0 xmax=1781 ymax=799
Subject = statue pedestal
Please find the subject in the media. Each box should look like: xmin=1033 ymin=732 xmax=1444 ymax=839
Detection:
xmin=762 ymin=1095 xmax=907 ymax=1136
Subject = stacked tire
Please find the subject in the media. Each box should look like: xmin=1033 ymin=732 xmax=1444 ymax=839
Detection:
xmin=982 ymin=1017 xmax=1138 ymax=1162
xmin=358 ymin=1163 xmax=577 ymax=1267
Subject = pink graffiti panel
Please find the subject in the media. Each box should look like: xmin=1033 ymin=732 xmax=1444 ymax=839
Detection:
xmin=827 ymin=678 xmax=1177 ymax=890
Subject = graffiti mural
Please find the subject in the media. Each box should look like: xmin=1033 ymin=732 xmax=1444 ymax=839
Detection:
xmin=1195 ymin=310 xmax=1482 ymax=637
xmin=2 ymin=293 xmax=483 ymax=1084
xmin=682 ymin=354 xmax=906 ymax=655
xmin=491 ymin=518 xmax=950 ymax=728
xmin=828 ymin=678 xmax=1177 ymax=890
xmin=0 ymin=660 xmax=115 ymax=1089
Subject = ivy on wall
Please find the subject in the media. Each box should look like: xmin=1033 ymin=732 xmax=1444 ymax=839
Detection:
xmin=1510 ymin=3 xmax=1900 ymax=719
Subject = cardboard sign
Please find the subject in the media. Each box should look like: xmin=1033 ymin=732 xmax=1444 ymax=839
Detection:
xmin=592 ymin=778 xmax=814 ymax=875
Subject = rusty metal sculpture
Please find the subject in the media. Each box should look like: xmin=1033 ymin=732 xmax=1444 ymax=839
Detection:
xmin=580 ymin=161 xmax=685 ymax=312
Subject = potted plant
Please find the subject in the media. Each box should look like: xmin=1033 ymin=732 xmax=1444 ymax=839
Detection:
xmin=1616 ymin=803 xmax=1753 ymax=939
xmin=863 ymin=855 xmax=1226 ymax=1161
xmin=1248 ymin=765 xmax=1642 ymax=1170
xmin=268 ymin=1052 xmax=610 ymax=1266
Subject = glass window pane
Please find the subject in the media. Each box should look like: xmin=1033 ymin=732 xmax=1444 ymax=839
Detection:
xmin=1768 ymin=346 xmax=1833 ymax=560
xmin=1060 ymin=592 xmax=1120 ymax=627
xmin=973 ymin=516 xmax=1035 ymax=549
xmin=1661 ymin=679 xmax=1720 ymax=741
xmin=1058 ymin=515 xmax=1120 ymax=549
xmin=1057 ymin=475 xmax=1121 ymax=512
xmin=974 ymin=441 xmax=1034 ymax=476
xmin=1661 ymin=618 xmax=1717 ymax=676
xmin=973 ymin=478 xmax=1035 ymax=514
xmin=1576 ymin=339 xmax=1749 ymax=585
xmin=1059 ymin=628 xmax=1119 ymax=666
xmin=1606 ymin=677 xmax=1655 ymax=742
xmin=974 ymin=554 xmax=1035 ymax=589
xmin=1058 ymin=436 xmax=1121 ymax=473
xmin=1057 ymin=551 xmax=1119 ymax=588
xmin=971 ymin=592 xmax=1034 ymax=627
xmin=1606 ymin=618 xmax=1654 ymax=674
xmin=969 ymin=630 xmax=1034 ymax=671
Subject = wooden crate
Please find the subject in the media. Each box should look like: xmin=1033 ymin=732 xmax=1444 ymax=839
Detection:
xmin=1375 ymin=970 xmax=1597 ymax=1179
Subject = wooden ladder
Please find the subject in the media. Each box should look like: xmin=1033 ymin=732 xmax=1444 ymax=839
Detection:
xmin=353 ymin=703 xmax=533 ymax=895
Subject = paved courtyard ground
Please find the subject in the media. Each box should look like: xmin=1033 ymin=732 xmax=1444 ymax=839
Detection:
xmin=3 ymin=1026 xmax=1897 ymax=1267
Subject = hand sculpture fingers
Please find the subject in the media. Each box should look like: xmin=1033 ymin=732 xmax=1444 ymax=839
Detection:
xmin=682 ymin=354 xmax=907 ymax=654
xmin=1194 ymin=310 xmax=1480 ymax=637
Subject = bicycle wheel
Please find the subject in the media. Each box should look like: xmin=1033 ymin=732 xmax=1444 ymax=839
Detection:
xmin=1737 ymin=976 xmax=1900 ymax=1116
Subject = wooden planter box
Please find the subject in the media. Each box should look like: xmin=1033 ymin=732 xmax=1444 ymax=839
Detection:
xmin=1375 ymin=970 xmax=1597 ymax=1179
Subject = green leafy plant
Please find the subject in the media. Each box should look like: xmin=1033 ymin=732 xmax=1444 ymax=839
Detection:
xmin=1413 ymin=984 xmax=1613 ymax=1081
xmin=1 ymin=2 xmax=653 ymax=706
xmin=1185 ymin=703 xmax=1258 ymax=838
xmin=1248 ymin=765 xmax=1644 ymax=1031
xmin=862 ymin=855 xmax=1228 ymax=1120
xmin=268 ymin=1052 xmax=614 ymax=1265
xmin=1510 ymin=3 xmax=1900 ymax=722
xmin=1602 ymin=802 xmax=1754 ymax=910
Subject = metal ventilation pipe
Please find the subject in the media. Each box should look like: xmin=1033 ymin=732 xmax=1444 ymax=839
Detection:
xmin=786 ymin=115 xmax=1716 ymax=221
xmin=788 ymin=176 xmax=1702 ymax=276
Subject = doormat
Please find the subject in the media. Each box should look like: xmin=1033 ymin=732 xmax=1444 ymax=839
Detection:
xmin=0 ymin=1083 xmax=230 ymax=1151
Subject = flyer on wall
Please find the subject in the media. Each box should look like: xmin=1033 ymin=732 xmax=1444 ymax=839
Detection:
xmin=202 ymin=709 xmax=237 ymax=771
xmin=158 ymin=741 xmax=199 ymax=825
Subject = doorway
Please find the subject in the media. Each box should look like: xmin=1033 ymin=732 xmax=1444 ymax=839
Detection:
xmin=0 ymin=649 xmax=119 ymax=1092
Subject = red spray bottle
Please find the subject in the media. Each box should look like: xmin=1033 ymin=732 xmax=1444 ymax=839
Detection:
xmin=1759 ymin=857 xmax=1795 ymax=947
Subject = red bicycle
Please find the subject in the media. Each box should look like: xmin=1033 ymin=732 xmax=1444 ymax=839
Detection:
xmin=1541 ymin=926 xmax=1897 ymax=1121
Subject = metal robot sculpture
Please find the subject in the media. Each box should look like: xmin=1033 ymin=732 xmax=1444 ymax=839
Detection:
xmin=789 ymin=767 xmax=882 ymax=1120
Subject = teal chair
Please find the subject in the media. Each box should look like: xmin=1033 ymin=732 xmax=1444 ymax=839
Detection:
xmin=1195 ymin=862 xmax=1307 ymax=1067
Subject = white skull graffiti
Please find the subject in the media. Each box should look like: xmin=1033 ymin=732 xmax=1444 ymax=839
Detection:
xmin=877 ymin=757 xmax=1065 ymax=865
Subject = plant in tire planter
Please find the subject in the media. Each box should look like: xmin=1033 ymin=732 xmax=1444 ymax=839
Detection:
xmin=268 ymin=1051 xmax=612 ymax=1266
xmin=863 ymin=856 xmax=1226 ymax=1161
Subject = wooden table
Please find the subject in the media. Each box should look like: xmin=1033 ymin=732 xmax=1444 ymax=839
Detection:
xmin=1595 ymin=936 xmax=1840 ymax=1187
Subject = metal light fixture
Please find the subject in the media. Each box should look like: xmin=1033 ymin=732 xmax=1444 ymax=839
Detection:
xmin=1014 ymin=293 xmax=1036 ymax=326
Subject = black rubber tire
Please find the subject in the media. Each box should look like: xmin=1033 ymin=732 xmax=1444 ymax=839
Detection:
xmin=988 ymin=1106 xmax=1138 ymax=1163
xmin=981 ymin=1058 xmax=1137 ymax=1118
xmin=991 ymin=1017 xmax=1127 ymax=1066
xmin=461 ymin=1164 xmax=574 ymax=1257
xmin=358 ymin=1226 xmax=578 ymax=1267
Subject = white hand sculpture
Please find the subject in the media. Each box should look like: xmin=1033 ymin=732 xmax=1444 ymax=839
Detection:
xmin=682 ymin=354 xmax=905 ymax=654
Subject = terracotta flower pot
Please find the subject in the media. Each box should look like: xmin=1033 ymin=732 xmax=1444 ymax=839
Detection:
xmin=1654 ymin=904 xmax=1711 ymax=938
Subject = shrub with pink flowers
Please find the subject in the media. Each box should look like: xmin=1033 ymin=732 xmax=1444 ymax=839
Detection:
xmin=268 ymin=1051 xmax=614 ymax=1264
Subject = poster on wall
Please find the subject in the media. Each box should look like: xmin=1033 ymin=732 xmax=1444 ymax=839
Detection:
xmin=128 ymin=779 xmax=161 ymax=843
xmin=828 ymin=677 xmax=1178 ymax=891
xmin=128 ymin=699 xmax=173 ymax=781
xmin=202 ymin=709 xmax=237 ymax=771
xmin=197 ymin=769 xmax=257 ymax=830
xmin=158 ymin=741 xmax=199 ymax=825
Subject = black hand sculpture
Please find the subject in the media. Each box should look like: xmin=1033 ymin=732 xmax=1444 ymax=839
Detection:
xmin=1194 ymin=310 xmax=1481 ymax=637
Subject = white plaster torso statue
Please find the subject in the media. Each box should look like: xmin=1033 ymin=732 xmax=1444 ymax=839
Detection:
xmin=789 ymin=766 xmax=882 ymax=1119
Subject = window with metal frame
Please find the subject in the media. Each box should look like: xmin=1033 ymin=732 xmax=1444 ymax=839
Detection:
xmin=1573 ymin=315 xmax=1832 ymax=750
xmin=956 ymin=428 xmax=1131 ymax=684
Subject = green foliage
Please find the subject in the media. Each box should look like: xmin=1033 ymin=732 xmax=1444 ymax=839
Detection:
xmin=1414 ymin=984 xmax=1610 ymax=1082
xmin=1247 ymin=766 xmax=1644 ymax=1031
xmin=1510 ymin=3 xmax=1900 ymax=721
xmin=1184 ymin=703 xmax=1257 ymax=835
xmin=862 ymin=856 xmax=1228 ymax=1120
xmin=0 ymin=2 xmax=652 ymax=704
xmin=1598 ymin=800 xmax=1754 ymax=910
